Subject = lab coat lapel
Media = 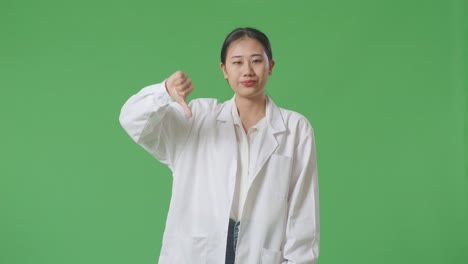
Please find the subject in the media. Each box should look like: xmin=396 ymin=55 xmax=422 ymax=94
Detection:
xmin=249 ymin=96 xmax=287 ymax=186
xmin=216 ymin=99 xmax=238 ymax=182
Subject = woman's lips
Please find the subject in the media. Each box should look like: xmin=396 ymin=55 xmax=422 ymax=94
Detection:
xmin=241 ymin=80 xmax=256 ymax=87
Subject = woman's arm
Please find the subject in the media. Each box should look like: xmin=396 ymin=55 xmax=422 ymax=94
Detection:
xmin=119 ymin=78 xmax=194 ymax=170
xmin=282 ymin=124 xmax=320 ymax=264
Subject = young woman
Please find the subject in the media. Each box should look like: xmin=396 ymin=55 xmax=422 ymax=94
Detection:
xmin=119 ymin=27 xmax=320 ymax=264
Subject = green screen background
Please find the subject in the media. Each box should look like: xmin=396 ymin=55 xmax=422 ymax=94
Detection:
xmin=1 ymin=0 xmax=467 ymax=263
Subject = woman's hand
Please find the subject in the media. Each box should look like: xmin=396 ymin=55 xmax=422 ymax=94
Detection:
xmin=165 ymin=70 xmax=194 ymax=118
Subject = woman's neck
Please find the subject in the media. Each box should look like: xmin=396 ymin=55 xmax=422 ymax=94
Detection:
xmin=234 ymin=94 xmax=266 ymax=133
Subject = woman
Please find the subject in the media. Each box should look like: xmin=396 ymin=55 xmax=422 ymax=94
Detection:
xmin=119 ymin=27 xmax=319 ymax=264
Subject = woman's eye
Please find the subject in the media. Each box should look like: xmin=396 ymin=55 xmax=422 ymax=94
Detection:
xmin=233 ymin=61 xmax=241 ymax=65
xmin=253 ymin=59 xmax=262 ymax=63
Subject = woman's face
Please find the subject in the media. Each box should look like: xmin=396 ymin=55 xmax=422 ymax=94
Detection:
xmin=221 ymin=37 xmax=275 ymax=100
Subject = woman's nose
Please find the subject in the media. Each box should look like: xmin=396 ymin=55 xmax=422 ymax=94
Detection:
xmin=243 ymin=63 xmax=254 ymax=76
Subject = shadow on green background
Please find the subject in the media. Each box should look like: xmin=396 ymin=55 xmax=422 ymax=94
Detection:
xmin=1 ymin=0 xmax=466 ymax=263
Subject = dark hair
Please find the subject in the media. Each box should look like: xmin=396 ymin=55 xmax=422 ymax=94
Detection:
xmin=220 ymin=27 xmax=273 ymax=64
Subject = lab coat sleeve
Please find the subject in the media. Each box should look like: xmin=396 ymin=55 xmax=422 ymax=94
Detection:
xmin=282 ymin=125 xmax=320 ymax=264
xmin=119 ymin=81 xmax=193 ymax=169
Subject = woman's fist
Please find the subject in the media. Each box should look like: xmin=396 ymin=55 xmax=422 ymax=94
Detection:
xmin=165 ymin=70 xmax=194 ymax=118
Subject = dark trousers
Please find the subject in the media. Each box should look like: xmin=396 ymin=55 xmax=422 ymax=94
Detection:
xmin=225 ymin=218 xmax=241 ymax=264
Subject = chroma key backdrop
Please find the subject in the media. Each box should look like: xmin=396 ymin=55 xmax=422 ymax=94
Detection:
xmin=1 ymin=0 xmax=466 ymax=263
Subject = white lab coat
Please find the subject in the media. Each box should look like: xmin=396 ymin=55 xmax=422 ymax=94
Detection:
xmin=119 ymin=81 xmax=320 ymax=264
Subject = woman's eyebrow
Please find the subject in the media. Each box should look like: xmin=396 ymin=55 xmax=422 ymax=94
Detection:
xmin=231 ymin=54 xmax=263 ymax=58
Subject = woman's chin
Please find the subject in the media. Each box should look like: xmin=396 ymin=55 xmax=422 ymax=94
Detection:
xmin=233 ymin=87 xmax=265 ymax=99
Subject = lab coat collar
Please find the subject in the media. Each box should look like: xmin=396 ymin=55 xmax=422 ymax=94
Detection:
xmin=217 ymin=95 xmax=287 ymax=135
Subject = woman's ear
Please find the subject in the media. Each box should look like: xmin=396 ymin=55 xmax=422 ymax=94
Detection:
xmin=220 ymin=63 xmax=228 ymax=79
xmin=269 ymin=59 xmax=276 ymax=75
